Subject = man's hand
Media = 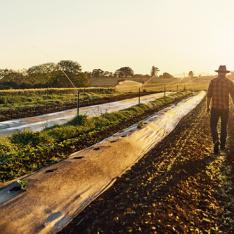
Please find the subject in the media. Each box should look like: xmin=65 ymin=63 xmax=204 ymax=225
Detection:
xmin=207 ymin=96 xmax=211 ymax=115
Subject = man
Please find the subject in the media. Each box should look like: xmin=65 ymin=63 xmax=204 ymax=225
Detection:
xmin=207 ymin=65 xmax=234 ymax=154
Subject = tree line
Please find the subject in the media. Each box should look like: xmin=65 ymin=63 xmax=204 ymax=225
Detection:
xmin=0 ymin=60 xmax=88 ymax=89
xmin=0 ymin=61 xmax=138 ymax=89
xmin=0 ymin=60 xmax=177 ymax=89
xmin=92 ymin=67 xmax=134 ymax=78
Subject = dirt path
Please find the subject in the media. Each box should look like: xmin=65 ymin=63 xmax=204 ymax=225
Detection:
xmin=60 ymin=102 xmax=234 ymax=233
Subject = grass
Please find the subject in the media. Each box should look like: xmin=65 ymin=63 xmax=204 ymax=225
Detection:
xmin=143 ymin=81 xmax=209 ymax=93
xmin=0 ymin=91 xmax=194 ymax=182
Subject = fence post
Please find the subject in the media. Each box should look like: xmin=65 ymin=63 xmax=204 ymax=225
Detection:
xmin=177 ymin=84 xmax=179 ymax=92
xmin=138 ymin=88 xmax=141 ymax=105
xmin=164 ymin=85 xmax=166 ymax=97
xmin=77 ymin=90 xmax=80 ymax=116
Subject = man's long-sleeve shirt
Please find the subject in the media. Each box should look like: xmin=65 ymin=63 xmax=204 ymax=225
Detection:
xmin=207 ymin=77 xmax=234 ymax=110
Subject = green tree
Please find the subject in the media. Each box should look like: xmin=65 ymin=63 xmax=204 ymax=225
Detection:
xmin=26 ymin=63 xmax=57 ymax=86
xmin=0 ymin=69 xmax=26 ymax=88
xmin=27 ymin=63 xmax=56 ymax=75
xmin=151 ymin=66 xmax=159 ymax=77
xmin=159 ymin=72 xmax=174 ymax=79
xmin=52 ymin=60 xmax=87 ymax=87
xmin=57 ymin=60 xmax=81 ymax=76
xmin=92 ymin=69 xmax=105 ymax=78
xmin=188 ymin=71 xmax=194 ymax=79
xmin=115 ymin=67 xmax=134 ymax=77
xmin=0 ymin=60 xmax=89 ymax=89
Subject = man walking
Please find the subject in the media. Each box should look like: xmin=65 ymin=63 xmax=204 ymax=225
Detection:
xmin=207 ymin=65 xmax=234 ymax=154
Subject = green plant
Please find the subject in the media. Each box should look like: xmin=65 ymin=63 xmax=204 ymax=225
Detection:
xmin=0 ymin=137 xmax=16 ymax=157
xmin=17 ymin=179 xmax=28 ymax=191
xmin=137 ymin=121 xmax=145 ymax=129
xmin=0 ymin=91 xmax=194 ymax=182
xmin=11 ymin=130 xmax=54 ymax=147
xmin=69 ymin=115 xmax=88 ymax=126
xmin=46 ymin=125 xmax=81 ymax=142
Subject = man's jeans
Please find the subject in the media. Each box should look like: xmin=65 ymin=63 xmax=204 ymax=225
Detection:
xmin=210 ymin=108 xmax=229 ymax=146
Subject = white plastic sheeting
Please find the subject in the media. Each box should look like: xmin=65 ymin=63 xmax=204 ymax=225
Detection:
xmin=0 ymin=92 xmax=170 ymax=136
xmin=0 ymin=91 xmax=206 ymax=234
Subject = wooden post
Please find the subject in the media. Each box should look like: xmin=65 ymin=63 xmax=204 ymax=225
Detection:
xmin=164 ymin=85 xmax=166 ymax=97
xmin=138 ymin=88 xmax=141 ymax=105
xmin=77 ymin=90 xmax=80 ymax=116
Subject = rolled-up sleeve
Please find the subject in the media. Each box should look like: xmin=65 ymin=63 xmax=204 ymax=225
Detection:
xmin=207 ymin=81 xmax=213 ymax=98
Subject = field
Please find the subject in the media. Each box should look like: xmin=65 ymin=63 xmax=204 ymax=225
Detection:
xmin=0 ymin=77 xmax=214 ymax=121
xmin=0 ymin=91 xmax=192 ymax=182
xmin=2 ymin=1 xmax=234 ymax=232
xmin=0 ymin=77 xmax=213 ymax=121
xmin=144 ymin=82 xmax=209 ymax=92
xmin=60 ymin=98 xmax=234 ymax=233
xmin=143 ymin=77 xmax=212 ymax=92
xmin=0 ymin=88 xmax=158 ymax=121
xmin=0 ymin=79 xmax=234 ymax=233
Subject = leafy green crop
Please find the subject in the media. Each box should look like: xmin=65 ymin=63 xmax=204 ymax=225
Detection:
xmin=0 ymin=91 xmax=193 ymax=182
xmin=17 ymin=179 xmax=28 ymax=191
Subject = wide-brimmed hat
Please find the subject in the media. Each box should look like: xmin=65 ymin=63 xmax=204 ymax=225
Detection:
xmin=215 ymin=65 xmax=230 ymax=73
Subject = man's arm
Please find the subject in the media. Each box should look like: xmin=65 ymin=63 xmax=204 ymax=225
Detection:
xmin=207 ymin=97 xmax=211 ymax=112
xmin=230 ymin=80 xmax=234 ymax=106
xmin=207 ymin=81 xmax=213 ymax=113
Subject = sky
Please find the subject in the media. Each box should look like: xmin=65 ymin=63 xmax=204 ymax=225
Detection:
xmin=1 ymin=0 xmax=234 ymax=76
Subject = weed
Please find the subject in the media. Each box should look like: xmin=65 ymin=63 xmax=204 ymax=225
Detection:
xmin=17 ymin=179 xmax=28 ymax=191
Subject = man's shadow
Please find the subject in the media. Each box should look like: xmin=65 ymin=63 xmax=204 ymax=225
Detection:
xmin=142 ymin=154 xmax=217 ymax=198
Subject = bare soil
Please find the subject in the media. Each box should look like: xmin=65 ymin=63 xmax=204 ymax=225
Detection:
xmin=60 ymin=102 xmax=234 ymax=233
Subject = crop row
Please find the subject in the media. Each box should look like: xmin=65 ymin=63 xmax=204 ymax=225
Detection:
xmin=0 ymin=91 xmax=193 ymax=182
xmin=0 ymin=87 xmax=114 ymax=95
xmin=0 ymin=91 xmax=156 ymax=121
